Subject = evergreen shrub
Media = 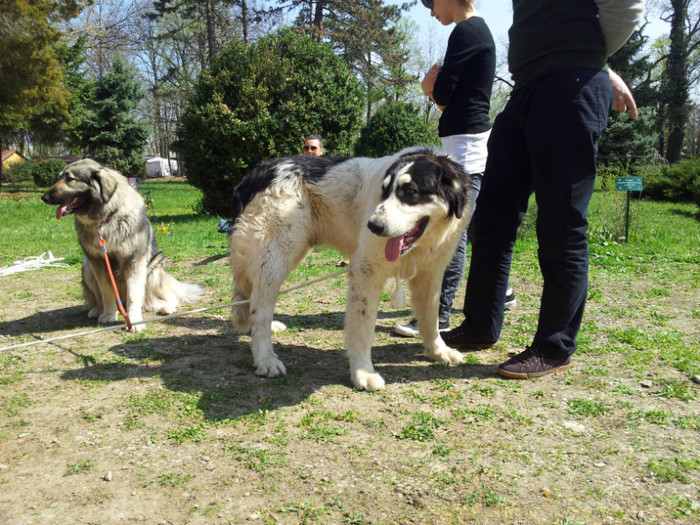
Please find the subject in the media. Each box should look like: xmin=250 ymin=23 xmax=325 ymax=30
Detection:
xmin=178 ymin=30 xmax=365 ymax=215
xmin=3 ymin=161 xmax=34 ymax=183
xmin=638 ymin=157 xmax=700 ymax=205
xmin=32 ymin=159 xmax=67 ymax=188
xmin=354 ymin=102 xmax=439 ymax=158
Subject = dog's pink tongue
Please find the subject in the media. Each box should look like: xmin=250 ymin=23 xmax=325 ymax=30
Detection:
xmin=385 ymin=235 xmax=404 ymax=262
xmin=56 ymin=204 xmax=70 ymax=220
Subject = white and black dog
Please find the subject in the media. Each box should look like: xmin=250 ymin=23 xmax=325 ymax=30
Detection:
xmin=229 ymin=148 xmax=473 ymax=391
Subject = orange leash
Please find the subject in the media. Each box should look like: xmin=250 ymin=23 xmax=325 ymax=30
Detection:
xmin=97 ymin=224 xmax=133 ymax=330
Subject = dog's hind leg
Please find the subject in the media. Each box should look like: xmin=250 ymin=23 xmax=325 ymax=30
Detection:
xmin=232 ymin=278 xmax=285 ymax=334
xmin=124 ymin=258 xmax=148 ymax=332
xmin=247 ymin=257 xmax=290 ymax=378
xmin=231 ymin=283 xmax=252 ymax=333
xmin=345 ymin=261 xmax=386 ymax=391
xmin=410 ymin=270 xmax=464 ymax=366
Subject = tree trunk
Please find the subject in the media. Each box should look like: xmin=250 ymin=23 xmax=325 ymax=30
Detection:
xmin=0 ymin=132 xmax=4 ymax=193
xmin=205 ymin=0 xmax=216 ymax=65
xmin=240 ymin=0 xmax=249 ymax=44
xmin=664 ymin=0 xmax=690 ymax=163
xmin=312 ymin=1 xmax=325 ymax=43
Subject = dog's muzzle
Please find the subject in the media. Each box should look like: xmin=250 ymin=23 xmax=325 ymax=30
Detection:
xmin=368 ymin=216 xmax=429 ymax=263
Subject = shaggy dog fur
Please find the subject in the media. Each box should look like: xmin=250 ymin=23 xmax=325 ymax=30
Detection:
xmin=42 ymin=159 xmax=202 ymax=331
xmin=229 ymin=148 xmax=474 ymax=391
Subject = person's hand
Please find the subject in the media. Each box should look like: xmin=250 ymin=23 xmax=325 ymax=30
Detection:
xmin=421 ymin=64 xmax=445 ymax=110
xmin=421 ymin=64 xmax=440 ymax=97
xmin=609 ymin=69 xmax=638 ymax=118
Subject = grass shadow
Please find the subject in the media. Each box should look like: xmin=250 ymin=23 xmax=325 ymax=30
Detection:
xmin=194 ymin=253 xmax=228 ymax=266
xmin=0 ymin=305 xmax=91 ymax=336
xmin=148 ymin=213 xmax=212 ymax=226
xmin=59 ymin=329 xmax=488 ymax=421
xmin=669 ymin=206 xmax=700 ymax=222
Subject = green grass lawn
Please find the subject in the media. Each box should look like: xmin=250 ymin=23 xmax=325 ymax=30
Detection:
xmin=0 ymin=178 xmax=226 ymax=266
xmin=4 ymin=176 xmax=698 ymax=268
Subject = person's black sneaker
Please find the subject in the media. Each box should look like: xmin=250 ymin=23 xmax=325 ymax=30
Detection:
xmin=498 ymin=346 xmax=571 ymax=379
xmin=395 ymin=318 xmax=450 ymax=337
xmin=440 ymin=322 xmax=497 ymax=350
xmin=504 ymin=287 xmax=516 ymax=310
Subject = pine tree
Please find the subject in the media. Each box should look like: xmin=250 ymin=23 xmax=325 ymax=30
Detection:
xmin=80 ymin=57 xmax=151 ymax=178
xmin=598 ymin=27 xmax=659 ymax=165
xmin=659 ymin=0 xmax=698 ymax=162
xmin=0 ymin=0 xmax=80 ymax=190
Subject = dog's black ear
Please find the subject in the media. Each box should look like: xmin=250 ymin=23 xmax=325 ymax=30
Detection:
xmin=438 ymin=157 xmax=470 ymax=219
xmin=91 ymin=168 xmax=118 ymax=203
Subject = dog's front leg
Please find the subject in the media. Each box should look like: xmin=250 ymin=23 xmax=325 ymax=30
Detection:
xmin=89 ymin=260 xmax=120 ymax=325
xmin=410 ymin=271 xmax=464 ymax=366
xmin=124 ymin=260 xmax=147 ymax=332
xmin=345 ymin=263 xmax=385 ymax=391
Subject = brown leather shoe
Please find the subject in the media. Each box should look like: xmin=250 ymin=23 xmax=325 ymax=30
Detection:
xmin=498 ymin=347 xmax=571 ymax=379
xmin=440 ymin=323 xmax=497 ymax=350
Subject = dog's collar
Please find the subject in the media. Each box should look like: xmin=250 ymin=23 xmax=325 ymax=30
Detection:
xmin=98 ymin=213 xmax=114 ymax=227
xmin=97 ymin=213 xmax=114 ymax=239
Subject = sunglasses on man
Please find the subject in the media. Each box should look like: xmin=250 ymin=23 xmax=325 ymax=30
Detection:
xmin=421 ymin=0 xmax=433 ymax=10
xmin=303 ymin=145 xmax=319 ymax=152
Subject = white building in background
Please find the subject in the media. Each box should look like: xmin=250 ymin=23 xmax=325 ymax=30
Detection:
xmin=146 ymin=156 xmax=177 ymax=178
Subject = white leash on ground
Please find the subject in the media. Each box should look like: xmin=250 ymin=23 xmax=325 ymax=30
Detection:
xmin=0 ymin=252 xmax=69 ymax=276
xmin=0 ymin=268 xmax=349 ymax=353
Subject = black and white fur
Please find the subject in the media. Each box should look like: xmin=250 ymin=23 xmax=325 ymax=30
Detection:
xmin=41 ymin=159 xmax=202 ymax=331
xmin=229 ymin=148 xmax=474 ymax=391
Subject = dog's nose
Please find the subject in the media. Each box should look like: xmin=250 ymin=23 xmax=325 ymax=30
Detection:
xmin=41 ymin=192 xmax=52 ymax=204
xmin=367 ymin=219 xmax=384 ymax=235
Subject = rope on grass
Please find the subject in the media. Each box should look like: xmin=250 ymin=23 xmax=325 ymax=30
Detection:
xmin=0 ymin=267 xmax=349 ymax=353
xmin=0 ymin=252 xmax=69 ymax=277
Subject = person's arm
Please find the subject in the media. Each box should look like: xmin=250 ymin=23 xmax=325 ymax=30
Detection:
xmin=609 ymin=69 xmax=638 ymax=118
xmin=594 ymin=0 xmax=645 ymax=55
xmin=421 ymin=64 xmax=446 ymax=111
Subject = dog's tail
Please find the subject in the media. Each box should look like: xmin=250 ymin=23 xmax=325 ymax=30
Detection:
xmin=145 ymin=253 xmax=203 ymax=314
xmin=167 ymin=275 xmax=204 ymax=305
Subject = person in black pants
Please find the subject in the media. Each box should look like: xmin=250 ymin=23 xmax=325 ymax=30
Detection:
xmin=441 ymin=0 xmax=643 ymax=378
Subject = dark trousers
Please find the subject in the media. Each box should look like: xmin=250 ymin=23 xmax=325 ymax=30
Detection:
xmin=438 ymin=169 xmax=481 ymax=326
xmin=439 ymin=226 xmax=468 ymax=326
xmin=462 ymin=68 xmax=613 ymax=356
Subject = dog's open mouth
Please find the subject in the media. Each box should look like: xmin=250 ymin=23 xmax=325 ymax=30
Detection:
xmin=56 ymin=196 xmax=86 ymax=219
xmin=384 ymin=217 xmax=428 ymax=262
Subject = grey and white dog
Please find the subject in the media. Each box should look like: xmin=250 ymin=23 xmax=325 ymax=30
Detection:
xmin=42 ymin=159 xmax=202 ymax=331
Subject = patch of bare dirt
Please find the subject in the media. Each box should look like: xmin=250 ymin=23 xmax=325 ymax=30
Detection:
xmin=1 ymin=261 xmax=699 ymax=525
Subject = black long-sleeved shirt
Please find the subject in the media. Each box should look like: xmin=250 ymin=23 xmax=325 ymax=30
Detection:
xmin=433 ymin=16 xmax=495 ymax=137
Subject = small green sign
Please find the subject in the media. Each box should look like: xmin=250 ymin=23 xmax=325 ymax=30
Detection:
xmin=616 ymin=177 xmax=643 ymax=192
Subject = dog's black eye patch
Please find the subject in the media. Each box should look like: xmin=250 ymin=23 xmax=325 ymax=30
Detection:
xmin=395 ymin=180 xmax=433 ymax=205
xmin=380 ymin=169 xmax=398 ymax=200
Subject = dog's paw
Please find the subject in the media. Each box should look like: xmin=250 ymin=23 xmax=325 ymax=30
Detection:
xmin=98 ymin=311 xmax=119 ymax=324
xmin=87 ymin=306 xmax=102 ymax=319
xmin=270 ymin=321 xmax=287 ymax=334
xmin=351 ymin=369 xmax=385 ymax=392
xmin=128 ymin=322 xmax=145 ymax=332
xmin=254 ymin=356 xmax=287 ymax=378
xmin=156 ymin=304 xmax=176 ymax=315
xmin=427 ymin=346 xmax=465 ymax=366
